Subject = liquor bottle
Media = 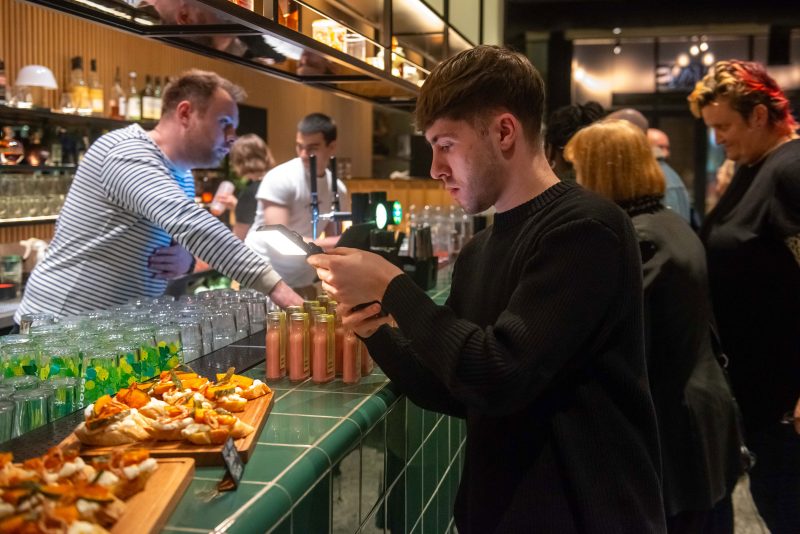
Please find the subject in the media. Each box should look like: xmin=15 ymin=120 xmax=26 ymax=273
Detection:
xmin=69 ymin=56 xmax=92 ymax=116
xmin=125 ymin=71 xmax=141 ymax=121
xmin=0 ymin=59 xmax=6 ymax=106
xmin=153 ymin=76 xmax=163 ymax=120
xmin=88 ymin=59 xmax=104 ymax=115
xmin=141 ymin=75 xmax=156 ymax=120
xmin=277 ymin=0 xmax=299 ymax=31
xmin=109 ymin=67 xmax=126 ymax=119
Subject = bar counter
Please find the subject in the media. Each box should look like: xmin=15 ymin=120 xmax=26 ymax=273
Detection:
xmin=1 ymin=270 xmax=463 ymax=534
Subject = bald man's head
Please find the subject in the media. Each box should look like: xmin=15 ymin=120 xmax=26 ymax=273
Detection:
xmin=647 ymin=128 xmax=670 ymax=160
xmin=606 ymin=108 xmax=649 ymax=133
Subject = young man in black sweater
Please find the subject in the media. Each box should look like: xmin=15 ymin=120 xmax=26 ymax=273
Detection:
xmin=308 ymin=46 xmax=666 ymax=533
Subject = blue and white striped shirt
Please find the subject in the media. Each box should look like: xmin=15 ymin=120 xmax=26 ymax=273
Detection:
xmin=15 ymin=124 xmax=281 ymax=320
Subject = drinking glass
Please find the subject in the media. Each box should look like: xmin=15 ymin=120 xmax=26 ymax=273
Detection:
xmin=12 ymin=389 xmax=50 ymax=436
xmin=242 ymin=293 xmax=267 ymax=333
xmin=0 ymin=401 xmax=14 ymax=442
xmin=41 ymin=345 xmax=81 ymax=378
xmin=173 ymin=318 xmax=202 ymax=363
xmin=154 ymin=325 xmax=182 ymax=371
xmin=80 ymin=347 xmax=120 ymax=405
xmin=209 ymin=311 xmax=236 ymax=350
xmin=1 ymin=342 xmax=40 ymax=377
xmin=43 ymin=377 xmax=79 ymax=419
xmin=112 ymin=342 xmax=140 ymax=388
xmin=19 ymin=312 xmax=55 ymax=334
xmin=5 ymin=375 xmax=39 ymax=391
xmin=227 ymin=302 xmax=250 ymax=340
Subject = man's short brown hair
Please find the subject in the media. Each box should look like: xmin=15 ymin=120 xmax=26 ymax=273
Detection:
xmin=161 ymin=69 xmax=247 ymax=117
xmin=415 ymin=45 xmax=545 ymax=144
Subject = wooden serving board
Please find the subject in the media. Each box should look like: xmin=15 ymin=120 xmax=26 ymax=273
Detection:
xmin=62 ymin=391 xmax=274 ymax=466
xmin=112 ymin=458 xmax=194 ymax=534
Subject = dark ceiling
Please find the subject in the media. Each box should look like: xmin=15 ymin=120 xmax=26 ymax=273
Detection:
xmin=504 ymin=0 xmax=800 ymax=41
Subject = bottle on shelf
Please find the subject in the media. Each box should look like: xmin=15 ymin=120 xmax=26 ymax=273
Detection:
xmin=88 ymin=59 xmax=104 ymax=115
xmin=153 ymin=76 xmax=163 ymax=120
xmin=0 ymin=126 xmax=24 ymax=165
xmin=69 ymin=56 xmax=92 ymax=116
xmin=209 ymin=180 xmax=235 ymax=216
xmin=142 ymin=75 xmax=156 ymax=121
xmin=277 ymin=0 xmax=299 ymax=31
xmin=125 ymin=71 xmax=141 ymax=121
xmin=109 ymin=67 xmax=126 ymax=120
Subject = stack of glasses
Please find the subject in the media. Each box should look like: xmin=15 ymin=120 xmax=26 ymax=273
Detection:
xmin=0 ymin=288 xmax=269 ymax=439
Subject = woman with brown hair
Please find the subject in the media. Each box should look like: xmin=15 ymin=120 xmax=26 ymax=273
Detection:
xmin=566 ymin=119 xmax=743 ymax=533
xmin=220 ymin=133 xmax=275 ymax=239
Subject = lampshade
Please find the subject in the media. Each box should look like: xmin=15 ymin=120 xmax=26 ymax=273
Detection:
xmin=15 ymin=65 xmax=58 ymax=89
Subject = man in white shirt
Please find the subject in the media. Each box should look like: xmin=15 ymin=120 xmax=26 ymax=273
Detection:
xmin=246 ymin=113 xmax=348 ymax=296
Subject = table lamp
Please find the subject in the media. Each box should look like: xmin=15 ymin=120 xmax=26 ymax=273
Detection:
xmin=13 ymin=65 xmax=58 ymax=109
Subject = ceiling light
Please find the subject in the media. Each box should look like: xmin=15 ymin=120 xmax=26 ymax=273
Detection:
xmin=612 ymin=27 xmax=622 ymax=35
xmin=699 ymin=42 xmax=709 ymax=52
xmin=702 ymin=52 xmax=715 ymax=66
xmin=613 ymin=45 xmax=622 ymax=55
xmin=690 ymin=45 xmax=700 ymax=56
xmin=677 ymin=53 xmax=690 ymax=67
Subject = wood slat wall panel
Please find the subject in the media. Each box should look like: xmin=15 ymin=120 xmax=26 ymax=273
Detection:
xmin=0 ymin=0 xmax=373 ymax=172
xmin=0 ymin=221 xmax=55 ymax=243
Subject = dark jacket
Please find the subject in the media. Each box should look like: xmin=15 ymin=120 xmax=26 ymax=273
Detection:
xmin=632 ymin=204 xmax=743 ymax=516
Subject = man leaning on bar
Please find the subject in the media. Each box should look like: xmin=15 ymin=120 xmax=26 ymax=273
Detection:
xmin=14 ymin=69 xmax=303 ymax=326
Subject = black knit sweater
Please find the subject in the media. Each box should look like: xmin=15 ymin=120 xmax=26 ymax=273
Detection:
xmin=367 ymin=181 xmax=666 ymax=533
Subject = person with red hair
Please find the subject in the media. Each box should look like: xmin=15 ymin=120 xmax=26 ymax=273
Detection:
xmin=689 ymin=60 xmax=800 ymax=533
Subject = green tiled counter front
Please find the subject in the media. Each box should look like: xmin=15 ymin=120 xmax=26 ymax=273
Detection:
xmin=164 ymin=271 xmax=462 ymax=534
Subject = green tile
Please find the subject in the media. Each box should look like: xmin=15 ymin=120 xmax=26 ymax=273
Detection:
xmin=348 ymin=395 xmax=388 ymax=434
xmin=409 ymin=517 xmax=422 ymax=534
xmin=194 ymin=465 xmax=226 ymax=480
xmin=291 ymin=473 xmax=331 ymax=534
xmin=384 ymin=473 xmax=405 ymax=534
xmin=385 ymin=399 xmax=407 ymax=488
xmin=296 ymin=372 xmax=389 ymax=395
xmin=332 ymin=445 xmax=361 ymax=533
xmin=274 ymin=390 xmax=370 ymax=417
xmin=272 ymin=448 xmax=330 ymax=504
xmin=361 ymin=420 xmax=386 ymax=523
xmin=315 ymin=418 xmax=362 ymax=466
xmin=422 ymin=409 xmax=437 ymax=438
xmin=437 ymin=472 xmax=452 ymax=534
xmin=422 ymin=434 xmax=438 ymax=505
xmin=407 ymin=400 xmax=424 ymax=457
xmin=448 ymin=465 xmax=460 ymax=514
xmin=260 ymin=413 xmax=339 ymax=445
xmin=406 ymin=448 xmax=423 ymax=527
xmin=242 ymin=443 xmax=307 ymax=484
xmin=269 ymin=516 xmax=291 ymax=534
xmin=448 ymin=417 xmax=461 ymax=459
xmin=436 ymin=420 xmax=449 ymax=481
xmin=223 ymin=485 xmax=294 ymax=534
xmin=422 ymin=494 xmax=437 ymax=534
xmin=374 ymin=382 xmax=400 ymax=408
xmin=166 ymin=479 xmax=287 ymax=531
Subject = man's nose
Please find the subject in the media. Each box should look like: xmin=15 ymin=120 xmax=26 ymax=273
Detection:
xmin=430 ymin=154 xmax=448 ymax=181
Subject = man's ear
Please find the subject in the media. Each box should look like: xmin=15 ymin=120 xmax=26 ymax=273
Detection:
xmin=327 ymin=140 xmax=338 ymax=154
xmin=175 ymin=100 xmax=193 ymax=127
xmin=749 ymin=104 xmax=769 ymax=129
xmin=496 ymin=112 xmax=519 ymax=151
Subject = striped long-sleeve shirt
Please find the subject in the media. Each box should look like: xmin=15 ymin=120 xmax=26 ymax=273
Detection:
xmin=15 ymin=124 xmax=281 ymax=321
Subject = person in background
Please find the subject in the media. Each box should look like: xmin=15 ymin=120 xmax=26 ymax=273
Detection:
xmin=245 ymin=113 xmax=348 ymax=299
xmin=543 ymin=101 xmax=605 ymax=181
xmin=714 ymin=159 xmax=736 ymax=200
xmin=566 ymin=119 xmax=743 ymax=534
xmin=14 ymin=69 xmax=302 ymax=323
xmin=608 ymin=109 xmax=692 ymax=222
xmin=647 ymin=127 xmax=672 ymax=159
xmin=689 ymin=59 xmax=800 ymax=534
xmin=308 ymin=45 xmax=666 ymax=533
xmin=216 ymin=134 xmax=276 ymax=240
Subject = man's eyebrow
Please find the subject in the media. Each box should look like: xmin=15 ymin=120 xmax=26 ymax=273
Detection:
xmin=429 ymin=132 xmax=456 ymax=145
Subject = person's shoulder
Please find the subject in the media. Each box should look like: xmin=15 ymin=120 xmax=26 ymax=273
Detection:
xmin=267 ymin=157 xmax=303 ymax=177
xmin=552 ymin=182 xmax=630 ymax=228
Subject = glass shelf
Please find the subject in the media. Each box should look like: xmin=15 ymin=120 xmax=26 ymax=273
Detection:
xmin=0 ymin=165 xmax=77 ymax=173
xmin=0 ymin=215 xmax=59 ymax=225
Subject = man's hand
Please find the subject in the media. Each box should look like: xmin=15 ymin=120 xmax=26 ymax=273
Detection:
xmin=307 ymin=248 xmax=403 ymax=310
xmin=268 ymin=280 xmax=304 ymax=308
xmin=337 ymin=301 xmax=393 ymax=338
xmin=149 ymin=243 xmax=195 ymax=280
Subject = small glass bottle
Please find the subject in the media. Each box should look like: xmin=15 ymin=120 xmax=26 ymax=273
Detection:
xmin=125 ymin=71 xmax=141 ymax=121
xmin=141 ymin=75 xmax=156 ymax=120
xmin=88 ymin=59 xmax=104 ymax=115
xmin=287 ymin=313 xmax=309 ymax=382
xmin=342 ymin=329 xmax=361 ymax=384
xmin=328 ymin=301 xmax=344 ymax=375
xmin=311 ymin=313 xmax=335 ymax=384
xmin=360 ymin=339 xmax=374 ymax=376
xmin=285 ymin=305 xmax=304 ymax=316
xmin=69 ymin=56 xmax=91 ymax=116
xmin=302 ymin=300 xmax=320 ymax=314
xmin=109 ymin=67 xmax=126 ymax=119
xmin=153 ymin=76 xmax=163 ymax=120
xmin=317 ymin=294 xmax=330 ymax=307
xmin=266 ymin=311 xmax=286 ymax=380
xmin=277 ymin=0 xmax=299 ymax=31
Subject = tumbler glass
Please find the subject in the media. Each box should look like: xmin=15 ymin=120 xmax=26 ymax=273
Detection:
xmin=43 ymin=377 xmax=79 ymax=419
xmin=18 ymin=312 xmax=55 ymax=334
xmin=173 ymin=318 xmax=203 ymax=363
xmin=5 ymin=375 xmax=39 ymax=391
xmin=12 ymin=389 xmax=50 ymax=437
xmin=80 ymin=347 xmax=120 ymax=405
xmin=0 ymin=401 xmax=14 ymax=442
xmin=242 ymin=293 xmax=267 ymax=333
xmin=154 ymin=325 xmax=183 ymax=371
xmin=1 ymin=342 xmax=40 ymax=377
xmin=209 ymin=311 xmax=236 ymax=350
